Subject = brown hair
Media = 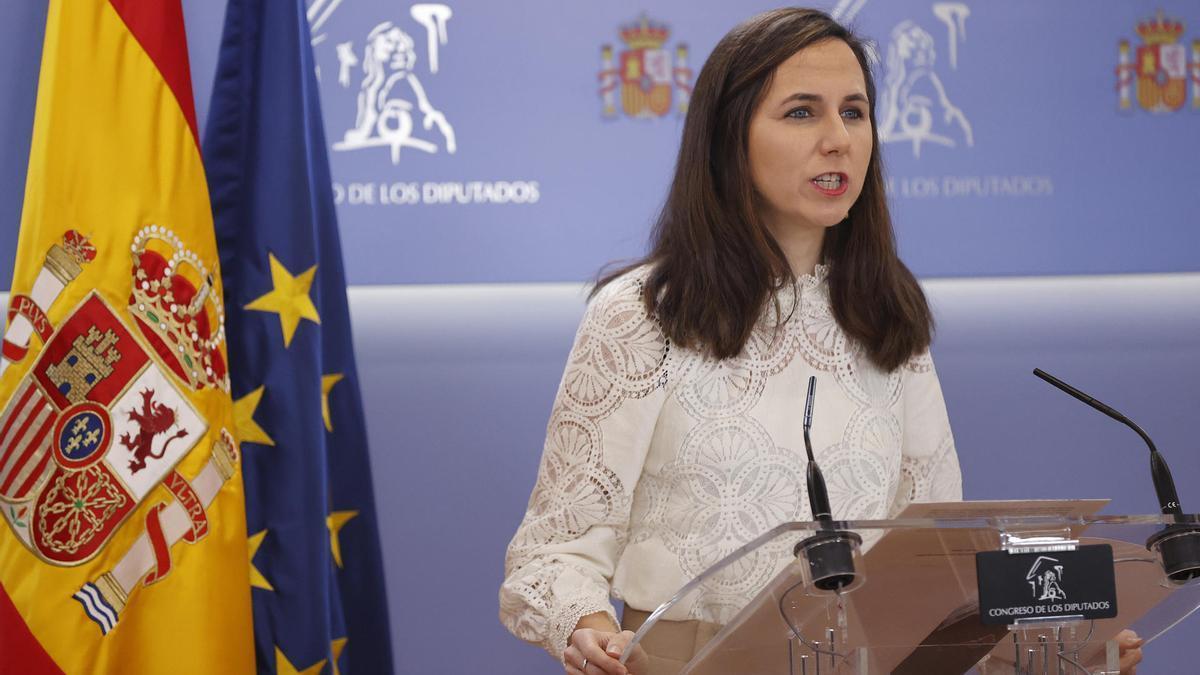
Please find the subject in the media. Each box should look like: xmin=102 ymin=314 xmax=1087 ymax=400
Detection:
xmin=595 ymin=8 xmax=931 ymax=372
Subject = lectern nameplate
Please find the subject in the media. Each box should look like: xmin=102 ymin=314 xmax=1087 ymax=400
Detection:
xmin=976 ymin=544 xmax=1118 ymax=626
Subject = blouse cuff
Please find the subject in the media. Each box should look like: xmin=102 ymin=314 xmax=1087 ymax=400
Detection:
xmin=552 ymin=599 xmax=619 ymax=662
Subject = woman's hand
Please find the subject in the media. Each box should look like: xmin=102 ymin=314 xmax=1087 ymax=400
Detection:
xmin=1117 ymin=629 xmax=1144 ymax=674
xmin=563 ymin=614 xmax=649 ymax=675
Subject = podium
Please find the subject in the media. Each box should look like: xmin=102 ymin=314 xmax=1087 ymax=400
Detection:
xmin=624 ymin=503 xmax=1200 ymax=674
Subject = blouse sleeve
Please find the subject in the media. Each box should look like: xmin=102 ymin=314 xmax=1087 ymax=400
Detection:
xmin=889 ymin=352 xmax=964 ymax=517
xmin=499 ymin=272 xmax=671 ymax=660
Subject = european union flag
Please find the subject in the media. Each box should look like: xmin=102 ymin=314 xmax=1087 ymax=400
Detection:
xmin=203 ymin=0 xmax=394 ymax=673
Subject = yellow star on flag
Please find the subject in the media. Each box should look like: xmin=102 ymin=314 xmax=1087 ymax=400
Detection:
xmin=244 ymin=252 xmax=320 ymax=347
xmin=331 ymin=637 xmax=348 ymax=675
xmin=327 ymin=510 xmax=358 ymax=568
xmin=248 ymin=530 xmax=274 ymax=591
xmin=321 ymin=373 xmax=344 ymax=432
xmin=233 ymin=385 xmax=275 ymax=446
xmin=274 ymin=647 xmax=326 ymax=675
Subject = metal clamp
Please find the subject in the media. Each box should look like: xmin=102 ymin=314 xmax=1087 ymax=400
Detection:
xmin=1001 ymin=532 xmax=1079 ymax=555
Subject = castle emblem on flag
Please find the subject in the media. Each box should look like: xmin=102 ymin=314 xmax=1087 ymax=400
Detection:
xmin=0 ymin=226 xmax=242 ymax=636
xmin=1116 ymin=10 xmax=1199 ymax=113
xmin=1 ymin=230 xmax=96 ymax=375
xmin=598 ymin=15 xmax=692 ymax=119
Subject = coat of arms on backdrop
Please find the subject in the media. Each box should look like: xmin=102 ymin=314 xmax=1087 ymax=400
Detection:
xmin=598 ymin=15 xmax=692 ymax=119
xmin=1116 ymin=10 xmax=1200 ymax=113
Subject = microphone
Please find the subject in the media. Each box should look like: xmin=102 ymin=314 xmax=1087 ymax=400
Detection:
xmin=803 ymin=376 xmax=832 ymax=522
xmin=1032 ymin=368 xmax=1182 ymax=516
xmin=1033 ymin=368 xmax=1200 ymax=584
xmin=794 ymin=376 xmax=861 ymax=592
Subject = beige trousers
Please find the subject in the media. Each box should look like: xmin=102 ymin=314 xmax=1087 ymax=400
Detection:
xmin=621 ymin=608 xmax=722 ymax=675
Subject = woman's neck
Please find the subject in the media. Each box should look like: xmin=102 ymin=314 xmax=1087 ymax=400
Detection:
xmin=766 ymin=220 xmax=827 ymax=278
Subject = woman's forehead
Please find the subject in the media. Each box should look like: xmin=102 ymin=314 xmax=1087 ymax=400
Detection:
xmin=768 ymin=40 xmax=867 ymax=99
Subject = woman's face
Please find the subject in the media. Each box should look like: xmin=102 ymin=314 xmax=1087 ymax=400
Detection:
xmin=748 ymin=39 xmax=872 ymax=235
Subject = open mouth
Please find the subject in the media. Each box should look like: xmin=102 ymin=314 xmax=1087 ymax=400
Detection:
xmin=811 ymin=172 xmax=849 ymax=196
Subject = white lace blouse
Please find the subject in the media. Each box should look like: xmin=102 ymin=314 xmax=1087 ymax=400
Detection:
xmin=499 ymin=265 xmax=963 ymax=660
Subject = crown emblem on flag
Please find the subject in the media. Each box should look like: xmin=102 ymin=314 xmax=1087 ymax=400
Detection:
xmin=1137 ymin=11 xmax=1184 ymax=45
xmin=42 ymin=229 xmax=98 ymax=288
xmin=127 ymin=225 xmax=229 ymax=391
xmin=619 ymin=16 xmax=670 ymax=50
xmin=62 ymin=230 xmax=98 ymax=264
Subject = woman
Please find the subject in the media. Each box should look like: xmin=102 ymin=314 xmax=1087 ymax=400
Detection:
xmin=499 ymin=9 xmax=1136 ymax=675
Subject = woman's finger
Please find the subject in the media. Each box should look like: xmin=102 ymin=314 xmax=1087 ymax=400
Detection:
xmin=567 ymin=629 xmax=628 ymax=675
xmin=604 ymin=631 xmax=649 ymax=673
xmin=576 ymin=637 xmax=627 ymax=675
xmin=1119 ymin=646 xmax=1143 ymax=670
xmin=563 ymin=644 xmax=582 ymax=669
xmin=564 ymin=643 xmax=600 ymax=675
xmin=1116 ymin=629 xmax=1143 ymax=649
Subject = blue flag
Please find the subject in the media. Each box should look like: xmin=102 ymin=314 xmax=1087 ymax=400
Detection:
xmin=202 ymin=0 xmax=394 ymax=673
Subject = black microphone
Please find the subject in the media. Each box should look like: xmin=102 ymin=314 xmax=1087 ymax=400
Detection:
xmin=794 ymin=376 xmax=861 ymax=591
xmin=1033 ymin=368 xmax=1200 ymax=584
xmin=1032 ymin=368 xmax=1182 ymax=516
xmin=803 ymin=376 xmax=832 ymax=522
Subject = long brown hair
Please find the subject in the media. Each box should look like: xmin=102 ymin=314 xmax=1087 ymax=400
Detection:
xmin=595 ymin=8 xmax=931 ymax=372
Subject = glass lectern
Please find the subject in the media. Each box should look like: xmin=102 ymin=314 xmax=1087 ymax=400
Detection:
xmin=624 ymin=503 xmax=1200 ymax=675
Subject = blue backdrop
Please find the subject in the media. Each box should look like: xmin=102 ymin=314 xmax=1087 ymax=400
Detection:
xmin=2 ymin=0 xmax=1200 ymax=288
xmin=1 ymin=2 xmax=1198 ymax=673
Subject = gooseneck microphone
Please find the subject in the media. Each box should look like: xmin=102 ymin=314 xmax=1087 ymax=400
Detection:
xmin=1033 ymin=368 xmax=1200 ymax=584
xmin=803 ymin=376 xmax=832 ymax=522
xmin=794 ymin=376 xmax=861 ymax=591
xmin=1032 ymin=368 xmax=1183 ymax=516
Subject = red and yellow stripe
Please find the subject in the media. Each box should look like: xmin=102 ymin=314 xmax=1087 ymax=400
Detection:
xmin=0 ymin=1 xmax=254 ymax=672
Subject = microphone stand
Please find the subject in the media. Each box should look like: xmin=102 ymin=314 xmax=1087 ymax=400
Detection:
xmin=793 ymin=376 xmax=862 ymax=591
xmin=1034 ymin=368 xmax=1200 ymax=584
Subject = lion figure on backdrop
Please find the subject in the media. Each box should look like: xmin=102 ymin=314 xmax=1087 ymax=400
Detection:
xmin=878 ymin=20 xmax=973 ymax=158
xmin=337 ymin=21 xmax=456 ymax=162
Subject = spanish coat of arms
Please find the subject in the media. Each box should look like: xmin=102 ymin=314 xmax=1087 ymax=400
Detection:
xmin=1116 ymin=10 xmax=1200 ymax=113
xmin=0 ymin=226 xmax=238 ymax=635
xmin=598 ymin=16 xmax=693 ymax=119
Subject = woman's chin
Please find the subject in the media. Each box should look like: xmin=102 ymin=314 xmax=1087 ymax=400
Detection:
xmin=795 ymin=205 xmax=851 ymax=230
xmin=807 ymin=213 xmax=848 ymax=229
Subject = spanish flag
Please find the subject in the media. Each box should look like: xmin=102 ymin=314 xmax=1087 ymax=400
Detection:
xmin=0 ymin=1 xmax=255 ymax=673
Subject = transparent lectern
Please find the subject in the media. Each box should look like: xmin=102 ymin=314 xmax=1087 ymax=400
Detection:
xmin=623 ymin=502 xmax=1200 ymax=675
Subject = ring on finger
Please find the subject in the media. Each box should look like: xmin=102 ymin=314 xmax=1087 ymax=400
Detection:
xmin=581 ymin=657 xmax=589 ymax=671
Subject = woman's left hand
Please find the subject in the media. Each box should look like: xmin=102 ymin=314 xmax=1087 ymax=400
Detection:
xmin=1117 ymin=629 xmax=1144 ymax=675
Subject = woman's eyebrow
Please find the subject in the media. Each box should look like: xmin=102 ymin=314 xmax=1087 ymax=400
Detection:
xmin=780 ymin=92 xmax=870 ymax=105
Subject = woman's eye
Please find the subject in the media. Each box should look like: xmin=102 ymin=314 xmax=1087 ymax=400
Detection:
xmin=785 ymin=107 xmax=812 ymax=119
xmin=841 ymin=108 xmax=865 ymax=119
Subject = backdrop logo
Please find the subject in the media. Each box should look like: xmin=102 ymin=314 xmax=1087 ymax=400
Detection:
xmin=878 ymin=3 xmax=973 ymax=158
xmin=1027 ymin=556 xmax=1067 ymax=602
xmin=318 ymin=2 xmax=455 ymax=163
xmin=598 ymin=16 xmax=692 ymax=119
xmin=835 ymin=1 xmax=1054 ymax=199
xmin=1116 ymin=10 xmax=1199 ymax=113
xmin=308 ymin=2 xmax=541 ymax=206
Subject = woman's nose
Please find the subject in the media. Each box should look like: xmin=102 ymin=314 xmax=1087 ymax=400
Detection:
xmin=819 ymin=117 xmax=851 ymax=155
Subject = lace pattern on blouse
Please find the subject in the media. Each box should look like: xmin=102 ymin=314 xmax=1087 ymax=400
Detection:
xmin=501 ymin=272 xmax=671 ymax=659
xmin=500 ymin=266 xmax=962 ymax=655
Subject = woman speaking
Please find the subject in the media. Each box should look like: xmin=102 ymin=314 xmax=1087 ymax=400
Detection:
xmin=500 ymin=9 xmax=957 ymax=674
xmin=500 ymin=9 xmax=1137 ymax=675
